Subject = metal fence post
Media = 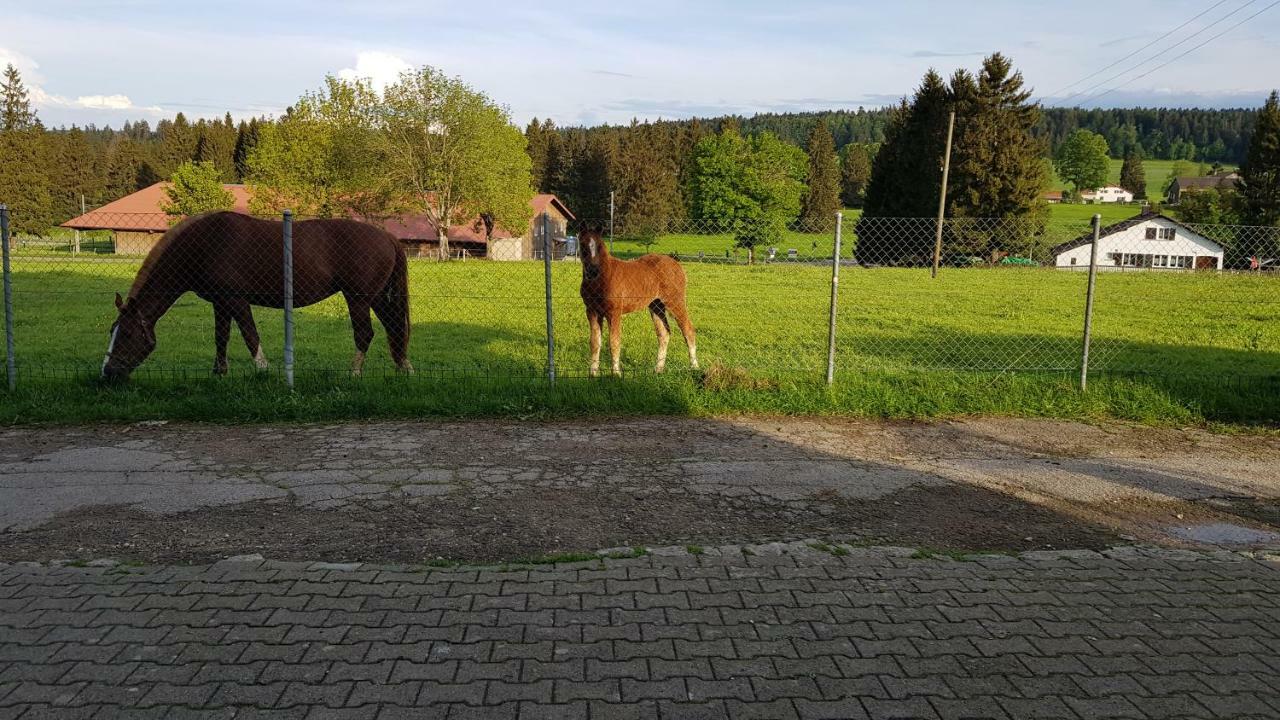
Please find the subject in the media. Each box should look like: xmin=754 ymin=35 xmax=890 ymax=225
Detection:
xmin=826 ymin=212 xmax=843 ymax=386
xmin=1 ymin=205 xmax=13 ymax=391
xmin=282 ymin=210 xmax=295 ymax=389
xmin=1080 ymin=213 xmax=1101 ymax=391
xmin=542 ymin=212 xmax=556 ymax=384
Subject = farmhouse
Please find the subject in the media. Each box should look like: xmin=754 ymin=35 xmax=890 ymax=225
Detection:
xmin=1080 ymin=186 xmax=1134 ymax=203
xmin=61 ymin=183 xmax=574 ymax=261
xmin=1166 ymin=171 xmax=1239 ymax=204
xmin=1040 ymin=190 xmax=1064 ymax=204
xmin=60 ymin=182 xmax=253 ymax=255
xmin=1051 ymin=213 xmax=1224 ymax=271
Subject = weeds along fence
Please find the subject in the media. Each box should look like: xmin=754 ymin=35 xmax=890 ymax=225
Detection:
xmin=0 ymin=204 xmax=1277 ymax=393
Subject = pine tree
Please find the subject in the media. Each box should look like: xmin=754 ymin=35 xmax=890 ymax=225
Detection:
xmin=1238 ymin=90 xmax=1280 ymax=227
xmin=2 ymin=64 xmax=38 ymax=131
xmin=801 ymin=121 xmax=840 ymax=229
xmin=0 ymin=64 xmax=53 ymax=234
xmin=947 ymin=54 xmax=1046 ymax=223
xmin=233 ymin=119 xmax=260 ymax=182
xmin=857 ymin=70 xmax=951 ymax=264
xmin=611 ymin=121 xmax=680 ymax=236
xmin=839 ymin=143 xmax=874 ymax=207
xmin=524 ymin=118 xmax=553 ymax=191
xmin=1119 ymin=150 xmax=1147 ymax=200
xmin=104 ymin=136 xmax=148 ymax=199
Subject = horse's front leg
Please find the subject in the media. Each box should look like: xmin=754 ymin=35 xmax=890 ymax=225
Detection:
xmin=607 ymin=310 xmax=623 ymax=377
xmin=212 ymin=302 xmax=231 ymax=375
xmin=230 ymin=300 xmax=268 ymax=370
xmin=587 ymin=309 xmax=602 ymax=377
xmin=346 ymin=294 xmax=375 ymax=376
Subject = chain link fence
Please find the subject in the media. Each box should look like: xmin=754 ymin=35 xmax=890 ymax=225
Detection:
xmin=0 ymin=204 xmax=1276 ymax=392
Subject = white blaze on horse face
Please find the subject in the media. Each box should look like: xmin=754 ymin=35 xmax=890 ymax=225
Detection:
xmin=101 ymin=326 xmax=119 ymax=376
xmin=587 ymin=237 xmax=597 ymax=259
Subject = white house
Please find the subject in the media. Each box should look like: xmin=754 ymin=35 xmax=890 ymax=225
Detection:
xmin=1081 ymin=186 xmax=1134 ymax=204
xmin=1052 ymin=214 xmax=1224 ymax=271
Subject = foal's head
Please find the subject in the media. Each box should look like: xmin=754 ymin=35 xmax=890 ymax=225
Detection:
xmin=102 ymin=293 xmax=157 ymax=381
xmin=579 ymin=230 xmax=610 ymax=278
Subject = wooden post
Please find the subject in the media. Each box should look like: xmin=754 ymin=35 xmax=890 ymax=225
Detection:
xmin=931 ymin=110 xmax=956 ymax=279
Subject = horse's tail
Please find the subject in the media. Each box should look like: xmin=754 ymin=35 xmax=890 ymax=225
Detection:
xmin=375 ymin=243 xmax=412 ymax=368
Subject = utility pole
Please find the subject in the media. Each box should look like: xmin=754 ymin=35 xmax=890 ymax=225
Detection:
xmin=931 ymin=110 xmax=956 ymax=279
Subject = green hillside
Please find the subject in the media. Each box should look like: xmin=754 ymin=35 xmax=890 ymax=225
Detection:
xmin=1047 ymin=158 xmax=1234 ymax=199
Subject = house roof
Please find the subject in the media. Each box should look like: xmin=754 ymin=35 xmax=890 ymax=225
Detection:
xmin=61 ymin=186 xmax=574 ymax=242
xmin=1041 ymin=191 xmax=1063 ymax=200
xmin=531 ymin=193 xmax=575 ymax=220
xmin=1173 ymin=173 xmax=1239 ymax=191
xmin=61 ymin=183 xmax=253 ymax=231
xmin=1049 ymin=213 xmax=1221 ymax=256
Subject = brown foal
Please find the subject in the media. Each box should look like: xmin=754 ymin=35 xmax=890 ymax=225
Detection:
xmin=578 ymin=230 xmax=698 ymax=376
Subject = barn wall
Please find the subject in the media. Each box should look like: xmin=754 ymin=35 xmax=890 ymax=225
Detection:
xmin=114 ymin=231 xmax=162 ymax=256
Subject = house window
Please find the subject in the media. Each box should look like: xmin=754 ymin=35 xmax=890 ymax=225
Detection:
xmin=1145 ymin=228 xmax=1157 ymax=240
xmin=1158 ymin=228 xmax=1175 ymax=240
xmin=1070 ymin=257 xmax=1077 ymax=266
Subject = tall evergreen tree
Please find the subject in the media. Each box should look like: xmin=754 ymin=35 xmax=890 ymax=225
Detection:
xmin=0 ymin=64 xmax=52 ymax=234
xmin=611 ymin=121 xmax=680 ymax=234
xmin=839 ymin=143 xmax=874 ymax=207
xmin=947 ymin=54 xmax=1046 ymax=223
xmin=801 ymin=121 xmax=840 ymax=228
xmin=1119 ymin=150 xmax=1147 ymax=200
xmin=857 ymin=71 xmax=951 ymax=264
xmin=1237 ymin=90 xmax=1280 ymax=227
xmin=1 ymin=64 xmax=38 ymax=131
xmin=524 ymin=118 xmax=553 ymax=191
xmin=232 ymin=119 xmax=260 ymax=182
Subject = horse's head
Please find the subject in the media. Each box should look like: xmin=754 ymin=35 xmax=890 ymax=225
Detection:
xmin=102 ymin=293 xmax=156 ymax=381
xmin=579 ymin=229 xmax=609 ymax=278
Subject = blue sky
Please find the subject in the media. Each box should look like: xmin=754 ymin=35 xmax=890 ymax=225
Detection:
xmin=4 ymin=0 xmax=1278 ymax=129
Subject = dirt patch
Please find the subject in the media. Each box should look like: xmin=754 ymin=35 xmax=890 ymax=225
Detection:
xmin=0 ymin=484 xmax=1119 ymax=565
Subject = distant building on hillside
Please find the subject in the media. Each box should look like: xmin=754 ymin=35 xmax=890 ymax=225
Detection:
xmin=1081 ymin=186 xmax=1134 ymax=204
xmin=1040 ymin=190 xmax=1064 ymax=204
xmin=1166 ymin=172 xmax=1240 ymax=204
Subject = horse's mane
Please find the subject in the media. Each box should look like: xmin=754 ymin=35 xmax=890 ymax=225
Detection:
xmin=126 ymin=213 xmax=214 ymax=301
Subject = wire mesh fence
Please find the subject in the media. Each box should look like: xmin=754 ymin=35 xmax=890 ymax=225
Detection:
xmin=0 ymin=204 xmax=1277 ymax=391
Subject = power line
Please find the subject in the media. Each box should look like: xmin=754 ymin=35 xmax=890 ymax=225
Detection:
xmin=1077 ymin=0 xmax=1279 ymax=107
xmin=1044 ymin=0 xmax=1234 ymax=101
xmin=1054 ymin=0 xmax=1260 ymax=107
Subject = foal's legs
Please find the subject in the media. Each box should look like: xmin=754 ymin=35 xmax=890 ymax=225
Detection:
xmin=666 ymin=297 xmax=698 ymax=369
xmin=212 ymin=302 xmax=232 ymax=375
xmin=607 ymin=310 xmax=623 ymax=376
xmin=587 ymin=309 xmax=603 ymax=377
xmin=648 ymin=299 xmax=671 ymax=373
xmin=228 ymin=300 xmax=268 ymax=369
xmin=345 ymin=293 xmax=375 ymax=376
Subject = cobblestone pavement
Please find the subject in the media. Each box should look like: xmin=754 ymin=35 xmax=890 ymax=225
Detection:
xmin=3 ymin=543 xmax=1279 ymax=719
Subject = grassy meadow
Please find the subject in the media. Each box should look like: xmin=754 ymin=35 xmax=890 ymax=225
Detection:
xmin=1046 ymin=157 xmax=1235 ymax=198
xmin=2 ymin=253 xmax=1276 ymax=426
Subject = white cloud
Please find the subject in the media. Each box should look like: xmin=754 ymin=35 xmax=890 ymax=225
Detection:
xmin=75 ymin=94 xmax=131 ymax=109
xmin=1 ymin=45 xmax=165 ymax=118
xmin=337 ymin=51 xmax=413 ymax=91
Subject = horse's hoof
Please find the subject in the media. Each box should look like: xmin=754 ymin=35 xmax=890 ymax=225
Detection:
xmin=655 ymin=365 xmax=666 ymax=374
xmin=397 ymin=362 xmax=415 ymax=376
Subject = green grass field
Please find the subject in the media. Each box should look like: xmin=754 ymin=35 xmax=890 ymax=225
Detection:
xmin=2 ymin=255 xmax=1276 ymax=426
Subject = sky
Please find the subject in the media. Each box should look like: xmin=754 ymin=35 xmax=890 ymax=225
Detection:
xmin=3 ymin=0 xmax=1279 ymax=130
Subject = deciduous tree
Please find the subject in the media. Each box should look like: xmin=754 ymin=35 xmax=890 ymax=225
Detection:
xmin=161 ymin=161 xmax=235 ymax=220
xmin=1054 ymin=129 xmax=1110 ymax=195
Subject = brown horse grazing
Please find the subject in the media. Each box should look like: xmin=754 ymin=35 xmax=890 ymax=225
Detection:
xmin=578 ymin=230 xmax=697 ymax=376
xmin=102 ymin=211 xmax=412 ymax=380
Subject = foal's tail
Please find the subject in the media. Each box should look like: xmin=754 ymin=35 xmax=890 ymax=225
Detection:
xmin=375 ymin=246 xmax=412 ymax=368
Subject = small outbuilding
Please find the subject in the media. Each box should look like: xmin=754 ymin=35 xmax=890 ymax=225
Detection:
xmin=60 ymin=182 xmax=252 ymax=255
xmin=1051 ymin=213 xmax=1224 ymax=271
